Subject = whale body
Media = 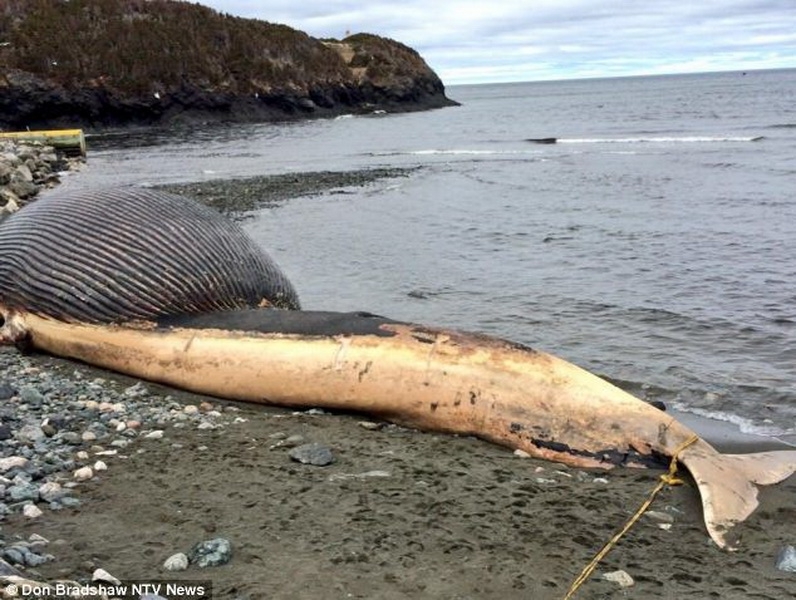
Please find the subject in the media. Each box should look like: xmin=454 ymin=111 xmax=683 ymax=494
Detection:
xmin=1 ymin=187 xmax=794 ymax=550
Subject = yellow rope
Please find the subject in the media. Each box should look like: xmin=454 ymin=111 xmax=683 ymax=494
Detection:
xmin=562 ymin=434 xmax=699 ymax=600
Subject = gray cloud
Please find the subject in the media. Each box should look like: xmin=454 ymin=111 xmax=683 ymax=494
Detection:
xmin=197 ymin=1 xmax=796 ymax=84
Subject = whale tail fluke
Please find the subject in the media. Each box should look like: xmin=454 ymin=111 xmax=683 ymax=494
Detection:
xmin=683 ymin=449 xmax=796 ymax=550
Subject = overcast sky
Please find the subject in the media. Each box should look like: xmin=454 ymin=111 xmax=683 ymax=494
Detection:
xmin=196 ymin=1 xmax=795 ymax=86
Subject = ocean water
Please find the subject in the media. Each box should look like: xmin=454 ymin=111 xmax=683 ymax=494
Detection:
xmin=64 ymin=68 xmax=796 ymax=443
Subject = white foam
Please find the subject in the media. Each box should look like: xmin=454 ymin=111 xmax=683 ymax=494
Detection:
xmin=558 ymin=136 xmax=761 ymax=144
xmin=409 ymin=149 xmax=537 ymax=156
xmin=671 ymin=403 xmax=794 ymax=438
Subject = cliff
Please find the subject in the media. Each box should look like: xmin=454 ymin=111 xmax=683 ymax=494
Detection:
xmin=0 ymin=0 xmax=458 ymax=130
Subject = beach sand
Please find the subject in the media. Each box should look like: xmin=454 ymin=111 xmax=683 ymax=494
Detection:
xmin=3 ymin=348 xmax=795 ymax=600
xmin=2 ymin=172 xmax=794 ymax=599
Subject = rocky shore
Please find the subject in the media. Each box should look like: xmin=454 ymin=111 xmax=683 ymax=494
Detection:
xmin=0 ymin=348 xmax=239 ymax=578
xmin=1 ymin=170 xmax=795 ymax=599
xmin=156 ymin=167 xmax=418 ymax=216
xmin=0 ymin=140 xmax=84 ymax=217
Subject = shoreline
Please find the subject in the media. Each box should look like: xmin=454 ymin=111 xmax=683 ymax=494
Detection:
xmin=1 ymin=171 xmax=794 ymax=598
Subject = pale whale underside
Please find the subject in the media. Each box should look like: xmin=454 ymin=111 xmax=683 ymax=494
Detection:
xmin=0 ymin=187 xmax=794 ymax=552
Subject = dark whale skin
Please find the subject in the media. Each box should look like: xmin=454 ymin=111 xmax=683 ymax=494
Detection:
xmin=0 ymin=187 xmax=300 ymax=323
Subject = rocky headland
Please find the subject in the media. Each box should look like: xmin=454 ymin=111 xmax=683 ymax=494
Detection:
xmin=0 ymin=1 xmax=458 ymax=130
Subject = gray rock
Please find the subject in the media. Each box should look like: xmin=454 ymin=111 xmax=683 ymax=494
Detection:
xmin=58 ymin=496 xmax=82 ymax=508
xmin=22 ymin=552 xmax=50 ymax=567
xmin=22 ymin=503 xmax=44 ymax=518
xmin=39 ymin=481 xmax=65 ymax=502
xmin=2 ymin=547 xmax=25 ymax=565
xmin=12 ymin=472 xmax=32 ymax=485
xmin=4 ymin=542 xmax=51 ymax=568
xmin=92 ymin=568 xmax=121 ymax=584
xmin=40 ymin=415 xmax=67 ymax=438
xmin=288 ymin=442 xmax=334 ymax=466
xmin=775 ymin=545 xmax=796 ymax=572
xmin=0 ymin=557 xmax=24 ymax=576
xmin=188 ymin=538 xmax=232 ymax=567
xmin=19 ymin=386 xmax=46 ymax=407
xmin=0 ymin=456 xmax=27 ymax=472
xmin=0 ymin=162 xmax=12 ymax=185
xmin=9 ymin=178 xmax=37 ymax=199
xmin=73 ymin=466 xmax=93 ymax=481
xmin=0 ymin=150 xmax=20 ymax=164
xmin=22 ymin=462 xmax=44 ymax=479
xmin=58 ymin=431 xmax=82 ymax=445
xmin=163 ymin=552 xmax=189 ymax=571
xmin=0 ymin=382 xmax=15 ymax=400
xmin=0 ymin=192 xmax=19 ymax=215
xmin=603 ymin=569 xmax=634 ymax=588
xmin=27 ymin=536 xmax=50 ymax=554
xmin=284 ymin=434 xmax=305 ymax=447
xmin=14 ymin=163 xmax=33 ymax=182
xmin=124 ymin=382 xmax=149 ymax=398
xmin=6 ymin=483 xmax=40 ymax=502
xmin=16 ymin=424 xmax=46 ymax=444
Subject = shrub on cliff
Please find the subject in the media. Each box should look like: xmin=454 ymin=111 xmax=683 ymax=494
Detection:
xmin=0 ymin=0 xmax=350 ymax=94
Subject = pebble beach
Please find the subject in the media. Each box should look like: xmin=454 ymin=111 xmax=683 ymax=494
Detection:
xmin=0 ymin=141 xmax=794 ymax=599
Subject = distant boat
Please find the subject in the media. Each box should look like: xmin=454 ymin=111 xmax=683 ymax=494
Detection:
xmin=525 ymin=137 xmax=557 ymax=144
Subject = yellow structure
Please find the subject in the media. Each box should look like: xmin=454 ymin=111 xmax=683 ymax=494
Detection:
xmin=0 ymin=129 xmax=86 ymax=156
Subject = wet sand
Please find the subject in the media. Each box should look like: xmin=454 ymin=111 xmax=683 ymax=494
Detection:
xmin=2 ymin=171 xmax=795 ymax=599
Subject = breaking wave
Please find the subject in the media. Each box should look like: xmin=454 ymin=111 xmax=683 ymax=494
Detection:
xmin=528 ymin=136 xmax=764 ymax=144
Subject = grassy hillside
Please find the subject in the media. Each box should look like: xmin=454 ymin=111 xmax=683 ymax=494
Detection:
xmin=0 ymin=0 xmax=455 ymax=128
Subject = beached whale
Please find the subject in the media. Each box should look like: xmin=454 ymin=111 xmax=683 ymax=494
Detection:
xmin=1 ymin=187 xmax=793 ymax=550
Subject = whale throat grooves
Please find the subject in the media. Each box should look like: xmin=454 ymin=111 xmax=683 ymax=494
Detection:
xmin=0 ymin=187 xmax=301 ymax=323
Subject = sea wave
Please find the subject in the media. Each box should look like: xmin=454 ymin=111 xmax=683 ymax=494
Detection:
xmin=410 ymin=149 xmax=538 ymax=155
xmin=670 ymin=403 xmax=796 ymax=439
xmin=368 ymin=149 xmax=543 ymax=157
xmin=553 ymin=136 xmax=764 ymax=144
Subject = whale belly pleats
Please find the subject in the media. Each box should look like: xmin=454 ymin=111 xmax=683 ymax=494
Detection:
xmin=0 ymin=187 xmax=300 ymax=322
